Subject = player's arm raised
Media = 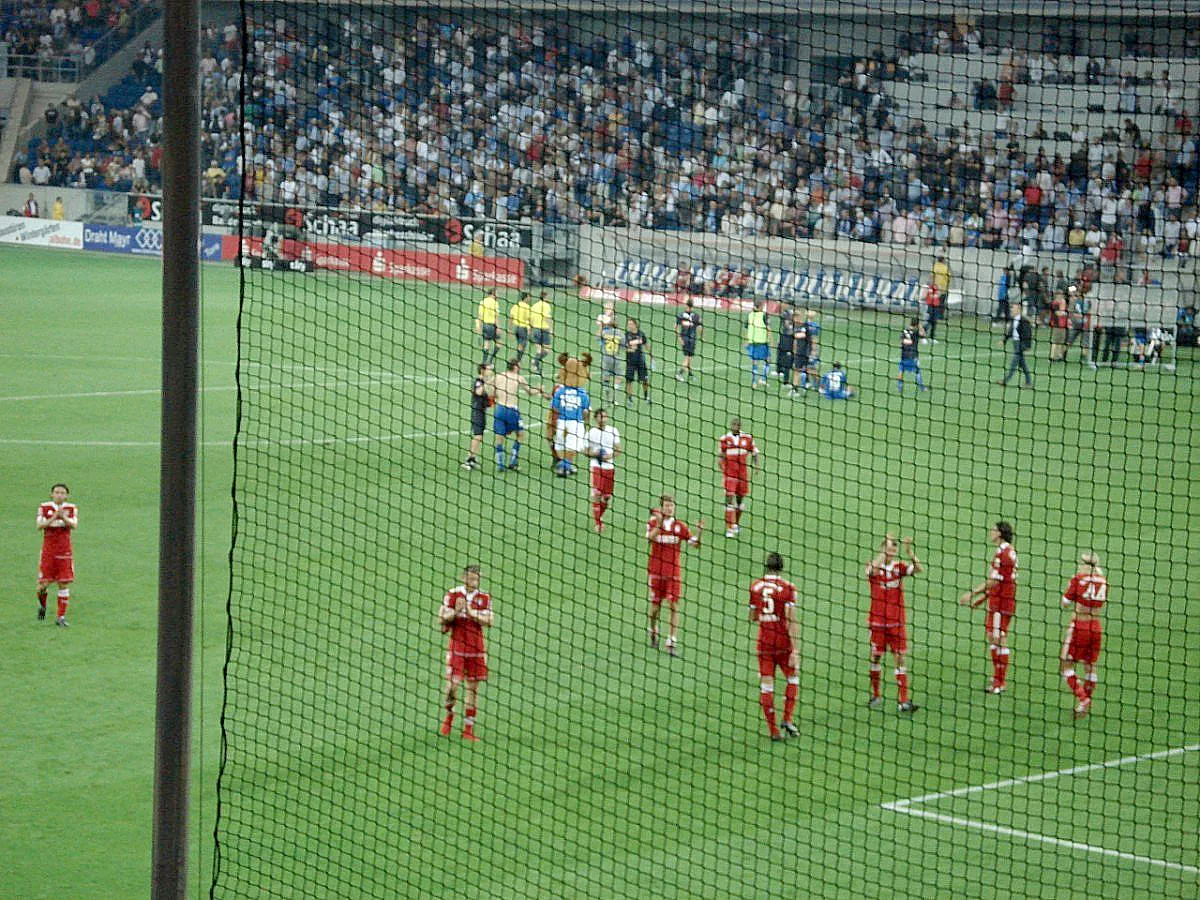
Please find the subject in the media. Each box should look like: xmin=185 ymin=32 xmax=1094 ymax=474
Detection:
xmin=903 ymin=536 xmax=922 ymax=574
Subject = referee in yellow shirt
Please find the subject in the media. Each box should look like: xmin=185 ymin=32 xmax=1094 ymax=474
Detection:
xmin=476 ymin=290 xmax=500 ymax=364
xmin=529 ymin=290 xmax=554 ymax=375
xmin=509 ymin=292 xmax=534 ymax=363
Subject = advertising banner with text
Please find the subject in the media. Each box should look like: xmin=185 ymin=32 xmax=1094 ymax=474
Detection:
xmin=0 ymin=216 xmax=83 ymax=249
xmin=131 ymin=195 xmax=531 ymax=250
xmin=235 ymin=237 xmax=524 ymax=288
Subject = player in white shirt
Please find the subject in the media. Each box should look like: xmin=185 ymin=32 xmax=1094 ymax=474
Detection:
xmin=584 ymin=409 xmax=622 ymax=533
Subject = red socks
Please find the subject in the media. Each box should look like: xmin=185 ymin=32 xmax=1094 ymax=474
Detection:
xmin=783 ymin=681 xmax=798 ymax=722
xmin=995 ymin=648 xmax=1010 ymax=687
xmin=56 ymin=591 xmax=69 ymax=619
xmin=759 ymin=687 xmax=777 ymax=734
xmin=869 ymin=665 xmax=881 ymax=698
xmin=895 ymin=669 xmax=909 ymax=703
xmin=592 ymin=500 xmax=605 ymax=526
xmin=1064 ymin=671 xmax=1087 ymax=702
xmin=1085 ymin=675 xmax=1097 ymax=698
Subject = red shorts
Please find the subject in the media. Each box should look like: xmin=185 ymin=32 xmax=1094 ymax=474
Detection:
xmin=446 ymin=651 xmax=488 ymax=681
xmin=38 ymin=555 xmax=74 ymax=584
xmin=723 ymin=473 xmax=750 ymax=497
xmin=591 ymin=467 xmax=615 ymax=498
xmin=757 ymin=648 xmax=795 ymax=677
xmin=986 ymin=609 xmax=1013 ymax=641
xmin=648 ymin=574 xmax=681 ymax=606
xmin=869 ymin=624 xmax=907 ymax=655
xmin=1063 ymin=619 xmax=1102 ymax=665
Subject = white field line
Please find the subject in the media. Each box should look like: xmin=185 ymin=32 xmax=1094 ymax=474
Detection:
xmin=0 ymin=373 xmax=449 ymax=403
xmin=0 ymin=420 xmax=546 ymax=450
xmin=888 ymin=807 xmax=1199 ymax=875
xmin=882 ymin=744 xmax=1200 ymax=875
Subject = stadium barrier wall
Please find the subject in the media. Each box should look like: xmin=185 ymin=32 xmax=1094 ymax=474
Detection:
xmin=579 ymin=224 xmax=1190 ymax=327
xmin=0 ymin=214 xmax=82 ymax=248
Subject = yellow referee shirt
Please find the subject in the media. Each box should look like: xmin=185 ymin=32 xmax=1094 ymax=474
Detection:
xmin=477 ymin=293 xmax=499 ymax=326
xmin=529 ymin=299 xmax=552 ymax=331
xmin=510 ymin=300 xmax=533 ymax=330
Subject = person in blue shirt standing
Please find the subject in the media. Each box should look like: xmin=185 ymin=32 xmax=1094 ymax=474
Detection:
xmin=898 ymin=319 xmax=928 ymax=392
xmin=550 ymin=353 xmax=593 ymax=477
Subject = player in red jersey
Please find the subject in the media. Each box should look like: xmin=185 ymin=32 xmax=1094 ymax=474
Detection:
xmin=37 ymin=483 xmax=78 ymax=626
xmin=749 ymin=552 xmax=801 ymax=740
xmin=1060 ymin=551 xmax=1108 ymax=718
xmin=439 ymin=565 xmax=493 ymax=741
xmin=646 ymin=493 xmax=703 ymax=656
xmin=717 ymin=418 xmax=759 ymax=538
xmin=866 ymin=534 xmax=922 ymax=712
xmin=960 ymin=521 xmax=1018 ymax=694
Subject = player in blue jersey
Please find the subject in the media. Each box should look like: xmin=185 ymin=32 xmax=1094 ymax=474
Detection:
xmin=820 ymin=362 xmax=856 ymax=399
xmin=550 ymin=354 xmax=593 ymax=477
xmin=898 ymin=318 xmax=928 ymax=392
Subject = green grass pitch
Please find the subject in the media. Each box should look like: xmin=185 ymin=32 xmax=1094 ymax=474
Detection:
xmin=0 ymin=244 xmax=1196 ymax=898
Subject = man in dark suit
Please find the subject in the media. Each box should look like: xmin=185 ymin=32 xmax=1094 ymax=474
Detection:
xmin=999 ymin=303 xmax=1034 ymax=387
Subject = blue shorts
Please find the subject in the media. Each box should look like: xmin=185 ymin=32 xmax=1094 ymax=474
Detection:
xmin=746 ymin=343 xmax=770 ymax=362
xmin=822 ymin=389 xmax=852 ymax=400
xmin=899 ymin=358 xmax=920 ymax=374
xmin=493 ymin=405 xmax=524 ymax=436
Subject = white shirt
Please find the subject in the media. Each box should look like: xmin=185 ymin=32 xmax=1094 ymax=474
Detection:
xmin=585 ymin=426 xmax=621 ymax=470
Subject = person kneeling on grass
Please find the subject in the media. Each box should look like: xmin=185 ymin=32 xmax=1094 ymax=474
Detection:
xmin=819 ymin=362 xmax=856 ymax=399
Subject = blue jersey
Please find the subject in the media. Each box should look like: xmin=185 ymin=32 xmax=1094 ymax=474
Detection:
xmin=551 ymin=385 xmax=591 ymax=421
xmin=820 ymin=369 xmax=851 ymax=399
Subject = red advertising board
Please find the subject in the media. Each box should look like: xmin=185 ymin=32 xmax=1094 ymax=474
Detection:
xmin=225 ymin=236 xmax=524 ymax=288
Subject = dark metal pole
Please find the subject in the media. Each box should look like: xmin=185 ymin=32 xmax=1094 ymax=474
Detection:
xmin=153 ymin=0 xmax=200 ymax=894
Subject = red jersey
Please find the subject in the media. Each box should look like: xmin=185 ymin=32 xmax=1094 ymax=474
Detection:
xmin=646 ymin=515 xmax=697 ymax=578
xmin=987 ymin=542 xmax=1017 ymax=615
xmin=39 ymin=502 xmax=78 ymax=560
xmin=866 ymin=560 xmax=915 ymax=626
xmin=718 ymin=432 xmax=758 ymax=478
xmin=1063 ymin=572 xmax=1108 ymax=614
xmin=749 ymin=574 xmax=797 ymax=652
xmin=441 ymin=586 xmax=490 ymax=657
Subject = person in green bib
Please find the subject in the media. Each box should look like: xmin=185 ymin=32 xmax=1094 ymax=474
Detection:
xmin=745 ymin=298 xmax=772 ymax=388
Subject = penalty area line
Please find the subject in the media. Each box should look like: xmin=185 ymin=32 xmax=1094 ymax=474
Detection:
xmin=881 ymin=744 xmax=1200 ymax=875
xmin=880 ymin=807 xmax=1199 ymax=875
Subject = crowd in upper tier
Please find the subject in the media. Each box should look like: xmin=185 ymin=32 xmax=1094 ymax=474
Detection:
xmin=12 ymin=15 xmax=1200 ymax=265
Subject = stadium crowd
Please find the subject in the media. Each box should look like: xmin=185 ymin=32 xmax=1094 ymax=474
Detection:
xmin=11 ymin=15 xmax=1200 ymax=268
xmin=1 ymin=0 xmax=156 ymax=78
